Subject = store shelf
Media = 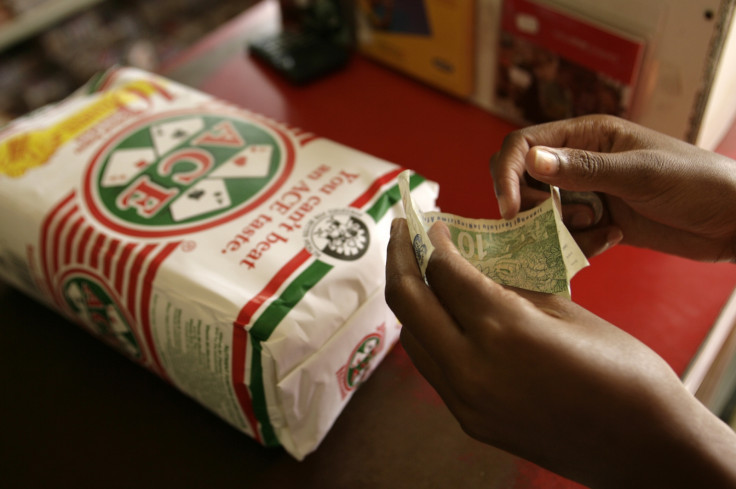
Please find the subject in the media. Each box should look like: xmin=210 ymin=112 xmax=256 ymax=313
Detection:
xmin=0 ymin=0 xmax=254 ymax=120
xmin=0 ymin=0 xmax=106 ymax=52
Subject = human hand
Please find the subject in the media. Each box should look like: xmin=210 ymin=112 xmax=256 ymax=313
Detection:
xmin=385 ymin=218 xmax=736 ymax=488
xmin=489 ymin=114 xmax=736 ymax=261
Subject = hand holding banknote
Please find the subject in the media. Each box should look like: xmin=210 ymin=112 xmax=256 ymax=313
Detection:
xmin=490 ymin=114 xmax=736 ymax=262
xmin=397 ymin=171 xmax=587 ymax=298
xmin=387 ymin=115 xmax=736 ymax=488
xmin=386 ymin=218 xmax=736 ymax=489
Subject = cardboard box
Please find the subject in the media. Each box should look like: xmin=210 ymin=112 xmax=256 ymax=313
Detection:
xmin=355 ymin=0 xmax=476 ymax=97
xmin=475 ymin=0 xmax=645 ymax=125
xmin=473 ymin=0 xmax=736 ymax=149
xmin=362 ymin=0 xmax=736 ymax=149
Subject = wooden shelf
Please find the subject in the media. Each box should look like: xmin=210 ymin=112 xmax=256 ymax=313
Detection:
xmin=0 ymin=0 xmax=106 ymax=52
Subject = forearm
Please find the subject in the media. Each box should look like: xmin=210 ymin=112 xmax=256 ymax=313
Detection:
xmin=591 ymin=394 xmax=736 ymax=489
xmin=659 ymin=403 xmax=736 ymax=489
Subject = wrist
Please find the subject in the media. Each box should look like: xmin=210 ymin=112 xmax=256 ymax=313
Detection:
xmin=716 ymin=154 xmax=736 ymax=263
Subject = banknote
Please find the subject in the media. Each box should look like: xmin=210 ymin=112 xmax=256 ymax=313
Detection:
xmin=397 ymin=170 xmax=588 ymax=297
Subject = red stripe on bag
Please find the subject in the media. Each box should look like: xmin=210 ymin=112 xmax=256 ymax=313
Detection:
xmin=234 ymin=248 xmax=313 ymax=328
xmin=90 ymin=233 xmax=106 ymax=269
xmin=76 ymin=225 xmax=95 ymax=264
xmin=52 ymin=205 xmax=79 ymax=277
xmin=231 ymin=327 xmax=261 ymax=443
xmin=103 ymin=239 xmax=120 ymax=279
xmin=114 ymin=243 xmax=136 ymax=295
xmin=126 ymin=243 xmax=157 ymax=322
xmin=139 ymin=241 xmax=181 ymax=380
xmin=350 ymin=168 xmax=403 ymax=209
xmin=63 ymin=216 xmax=85 ymax=266
xmin=40 ymin=192 xmax=76 ymax=298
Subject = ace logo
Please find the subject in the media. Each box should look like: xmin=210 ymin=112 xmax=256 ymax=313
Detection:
xmin=62 ymin=272 xmax=142 ymax=360
xmin=83 ymin=110 xmax=295 ymax=237
xmin=336 ymin=323 xmax=386 ymax=400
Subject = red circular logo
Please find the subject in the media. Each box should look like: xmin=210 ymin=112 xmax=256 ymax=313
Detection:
xmin=82 ymin=109 xmax=296 ymax=238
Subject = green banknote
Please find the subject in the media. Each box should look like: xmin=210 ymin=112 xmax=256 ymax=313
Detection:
xmin=398 ymin=170 xmax=588 ymax=297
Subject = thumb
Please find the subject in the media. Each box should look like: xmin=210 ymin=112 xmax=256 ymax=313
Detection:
xmin=526 ymin=146 xmax=648 ymax=198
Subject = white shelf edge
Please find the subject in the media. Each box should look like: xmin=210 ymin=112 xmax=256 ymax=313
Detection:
xmin=683 ymin=287 xmax=736 ymax=395
xmin=0 ymin=0 xmax=106 ymax=52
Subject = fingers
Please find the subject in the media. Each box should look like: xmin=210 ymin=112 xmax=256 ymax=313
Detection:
xmin=561 ymin=202 xmax=597 ymax=230
xmin=490 ymin=115 xmax=626 ymax=219
xmin=385 ymin=219 xmax=466 ymax=362
xmin=559 ymin=202 xmax=624 ymax=257
xmin=490 ymin=151 xmax=525 ymax=219
xmin=424 ymin=221 xmax=533 ymax=334
xmin=569 ymin=225 xmax=624 ymax=258
xmin=524 ymin=146 xmax=660 ymax=200
xmin=399 ymin=327 xmax=462 ymax=411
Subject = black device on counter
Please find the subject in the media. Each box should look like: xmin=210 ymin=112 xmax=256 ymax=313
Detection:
xmin=248 ymin=0 xmax=353 ymax=85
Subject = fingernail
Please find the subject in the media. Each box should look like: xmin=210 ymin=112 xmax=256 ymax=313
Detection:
xmin=607 ymin=227 xmax=623 ymax=247
xmin=498 ymin=199 xmax=509 ymax=219
xmin=533 ymin=148 xmax=560 ymax=176
xmin=390 ymin=218 xmax=400 ymax=235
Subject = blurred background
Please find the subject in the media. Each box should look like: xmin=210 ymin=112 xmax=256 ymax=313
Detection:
xmin=0 ymin=0 xmax=259 ymax=123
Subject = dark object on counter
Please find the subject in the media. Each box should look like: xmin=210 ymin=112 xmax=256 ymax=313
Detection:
xmin=248 ymin=0 xmax=353 ymax=85
xmin=249 ymin=29 xmax=350 ymax=85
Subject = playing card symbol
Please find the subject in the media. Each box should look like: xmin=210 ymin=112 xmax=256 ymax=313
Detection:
xmin=101 ymin=148 xmax=156 ymax=187
xmin=188 ymin=189 xmax=205 ymax=200
xmin=169 ymin=179 xmax=231 ymax=222
xmin=150 ymin=117 xmax=205 ymax=156
xmin=209 ymin=145 xmax=272 ymax=179
xmin=188 ymin=189 xmax=226 ymax=205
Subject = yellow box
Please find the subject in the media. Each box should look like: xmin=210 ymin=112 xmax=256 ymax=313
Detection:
xmin=356 ymin=0 xmax=475 ymax=98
